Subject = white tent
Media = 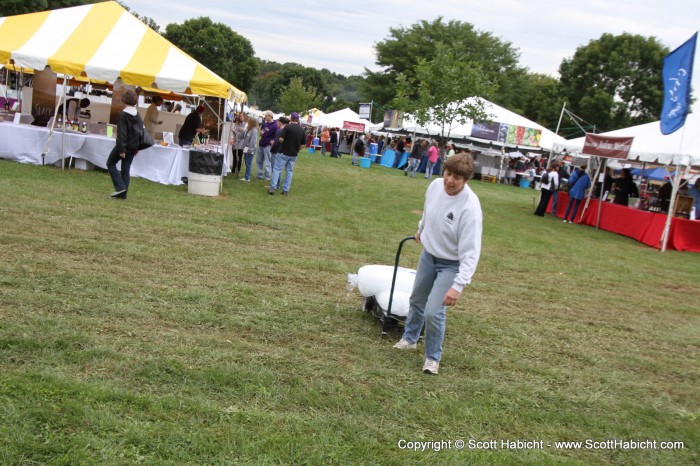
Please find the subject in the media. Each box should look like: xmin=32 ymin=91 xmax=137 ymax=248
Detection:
xmin=563 ymin=114 xmax=700 ymax=167
xmin=398 ymin=97 xmax=568 ymax=151
xmin=312 ymin=107 xmax=373 ymax=132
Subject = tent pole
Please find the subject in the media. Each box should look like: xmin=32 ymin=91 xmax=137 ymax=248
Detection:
xmin=547 ymin=102 xmax=566 ymax=167
xmin=42 ymin=78 xmax=67 ymax=166
xmin=580 ymin=156 xmax=601 ymax=220
xmin=18 ymin=68 xmax=24 ymax=112
xmin=595 ymin=158 xmax=608 ymax=229
xmin=640 ymin=161 xmax=648 ymax=206
xmin=660 ymin=163 xmax=683 ymax=251
xmin=61 ymin=76 xmax=68 ymax=170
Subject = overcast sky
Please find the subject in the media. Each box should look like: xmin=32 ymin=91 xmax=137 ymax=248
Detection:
xmin=123 ymin=0 xmax=700 ymax=88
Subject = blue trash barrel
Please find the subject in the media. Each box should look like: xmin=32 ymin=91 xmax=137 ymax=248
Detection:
xmin=369 ymin=143 xmax=378 ymax=155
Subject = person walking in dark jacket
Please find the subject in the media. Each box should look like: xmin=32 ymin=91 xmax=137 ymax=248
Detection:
xmin=106 ymin=89 xmax=143 ymax=200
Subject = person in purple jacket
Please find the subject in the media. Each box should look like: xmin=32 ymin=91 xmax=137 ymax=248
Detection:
xmin=256 ymin=110 xmax=278 ymax=181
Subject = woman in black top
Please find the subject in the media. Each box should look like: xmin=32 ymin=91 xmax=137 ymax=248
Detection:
xmin=612 ymin=168 xmax=639 ymax=206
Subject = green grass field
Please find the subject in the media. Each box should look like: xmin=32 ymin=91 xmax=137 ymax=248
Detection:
xmin=1 ymin=153 xmax=698 ymax=465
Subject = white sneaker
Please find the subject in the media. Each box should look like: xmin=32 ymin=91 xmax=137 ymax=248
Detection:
xmin=563 ymin=219 xmax=567 ymax=223
xmin=239 ymin=177 xmax=250 ymax=182
xmin=393 ymin=338 xmax=417 ymax=350
xmin=422 ymin=359 xmax=439 ymax=375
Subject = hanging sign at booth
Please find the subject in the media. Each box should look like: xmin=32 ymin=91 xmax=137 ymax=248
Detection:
xmin=383 ymin=110 xmax=404 ymax=129
xmin=471 ymin=120 xmax=543 ymax=148
xmin=202 ymin=95 xmax=225 ymax=140
xmin=343 ymin=120 xmax=365 ymax=132
xmin=358 ymin=103 xmax=372 ymax=120
xmin=582 ymin=134 xmax=634 ymax=159
xmin=110 ymin=78 xmax=135 ymax=125
xmin=31 ymin=67 xmax=57 ymax=127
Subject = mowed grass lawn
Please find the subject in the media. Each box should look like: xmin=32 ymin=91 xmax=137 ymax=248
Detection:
xmin=0 ymin=152 xmax=698 ymax=465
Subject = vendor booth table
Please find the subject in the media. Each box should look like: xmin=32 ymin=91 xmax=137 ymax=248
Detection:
xmin=0 ymin=122 xmax=195 ymax=185
xmin=552 ymin=192 xmax=700 ymax=252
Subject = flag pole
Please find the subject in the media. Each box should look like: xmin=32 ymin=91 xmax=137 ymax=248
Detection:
xmin=658 ymin=31 xmax=697 ymax=250
xmin=660 ymin=162 xmax=683 ymax=251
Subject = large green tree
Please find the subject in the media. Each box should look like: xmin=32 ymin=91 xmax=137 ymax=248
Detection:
xmin=0 ymin=0 xmax=91 ymax=16
xmin=363 ymin=17 xmax=523 ymax=115
xmin=163 ymin=17 xmax=258 ymax=93
xmin=559 ymin=33 xmax=669 ymax=132
xmin=276 ymin=77 xmax=321 ymax=115
xmin=249 ymin=61 xmax=329 ymax=111
xmin=393 ymin=43 xmax=496 ymax=160
xmin=506 ymin=73 xmax=568 ymax=135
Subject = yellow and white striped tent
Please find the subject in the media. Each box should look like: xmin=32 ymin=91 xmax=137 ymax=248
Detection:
xmin=0 ymin=1 xmax=247 ymax=102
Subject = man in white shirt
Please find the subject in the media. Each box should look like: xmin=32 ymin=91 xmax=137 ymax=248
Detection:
xmin=393 ymin=153 xmax=483 ymax=375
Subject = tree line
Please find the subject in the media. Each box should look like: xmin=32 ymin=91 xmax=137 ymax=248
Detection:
xmin=3 ymin=2 xmax=675 ymax=137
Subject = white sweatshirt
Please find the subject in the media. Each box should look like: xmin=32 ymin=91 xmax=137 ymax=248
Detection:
xmin=417 ymin=178 xmax=483 ymax=293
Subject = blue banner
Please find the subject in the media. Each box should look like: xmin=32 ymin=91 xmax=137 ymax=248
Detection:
xmin=660 ymin=32 xmax=697 ymax=135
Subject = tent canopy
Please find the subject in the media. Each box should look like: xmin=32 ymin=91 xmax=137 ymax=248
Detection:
xmin=398 ymin=97 xmax=568 ymax=151
xmin=563 ymin=114 xmax=700 ymax=167
xmin=310 ymin=108 xmax=374 ymax=132
xmin=630 ymin=166 xmax=676 ymax=181
xmin=0 ymin=1 xmax=246 ymax=101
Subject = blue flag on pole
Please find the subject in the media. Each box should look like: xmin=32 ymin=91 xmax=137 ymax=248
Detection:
xmin=660 ymin=32 xmax=697 ymax=135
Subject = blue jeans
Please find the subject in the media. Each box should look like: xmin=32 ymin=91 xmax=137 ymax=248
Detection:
xmin=564 ymin=197 xmax=583 ymax=222
xmin=256 ymin=145 xmax=271 ymax=180
xmin=106 ymin=145 xmax=135 ymax=192
xmin=402 ymin=249 xmax=459 ymax=362
xmin=270 ymin=152 xmax=278 ymax=175
xmin=405 ymin=158 xmax=420 ymax=176
xmin=243 ymin=151 xmax=254 ymax=180
xmin=270 ymin=154 xmax=297 ymax=193
xmin=551 ymin=190 xmax=560 ymax=214
xmin=425 ymin=160 xmax=436 ymax=178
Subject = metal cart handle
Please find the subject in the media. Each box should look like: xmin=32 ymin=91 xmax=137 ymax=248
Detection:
xmin=385 ymin=235 xmax=416 ymax=323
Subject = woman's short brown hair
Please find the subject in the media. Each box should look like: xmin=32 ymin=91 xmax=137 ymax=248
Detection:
xmin=443 ymin=152 xmax=475 ymax=180
xmin=122 ymin=89 xmax=138 ymax=106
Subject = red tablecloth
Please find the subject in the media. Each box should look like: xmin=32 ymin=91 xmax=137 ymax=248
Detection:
xmin=552 ymin=192 xmax=700 ymax=252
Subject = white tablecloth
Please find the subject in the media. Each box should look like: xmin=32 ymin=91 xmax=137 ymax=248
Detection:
xmin=0 ymin=122 xmax=218 ymax=186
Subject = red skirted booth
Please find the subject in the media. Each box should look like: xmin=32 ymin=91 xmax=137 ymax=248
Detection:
xmin=550 ymin=192 xmax=700 ymax=252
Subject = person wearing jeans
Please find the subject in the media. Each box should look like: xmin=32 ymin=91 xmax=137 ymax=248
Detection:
xmin=425 ymin=141 xmax=439 ymax=179
xmin=404 ymin=139 xmax=426 ymax=177
xmin=393 ymin=153 xmax=483 ymax=375
xmin=256 ymin=110 xmax=277 ymax=180
xmin=239 ymin=116 xmax=258 ymax=181
xmin=106 ymin=89 xmax=142 ymax=200
xmin=563 ymin=165 xmax=591 ymax=223
xmin=269 ymin=112 xmax=306 ymax=195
